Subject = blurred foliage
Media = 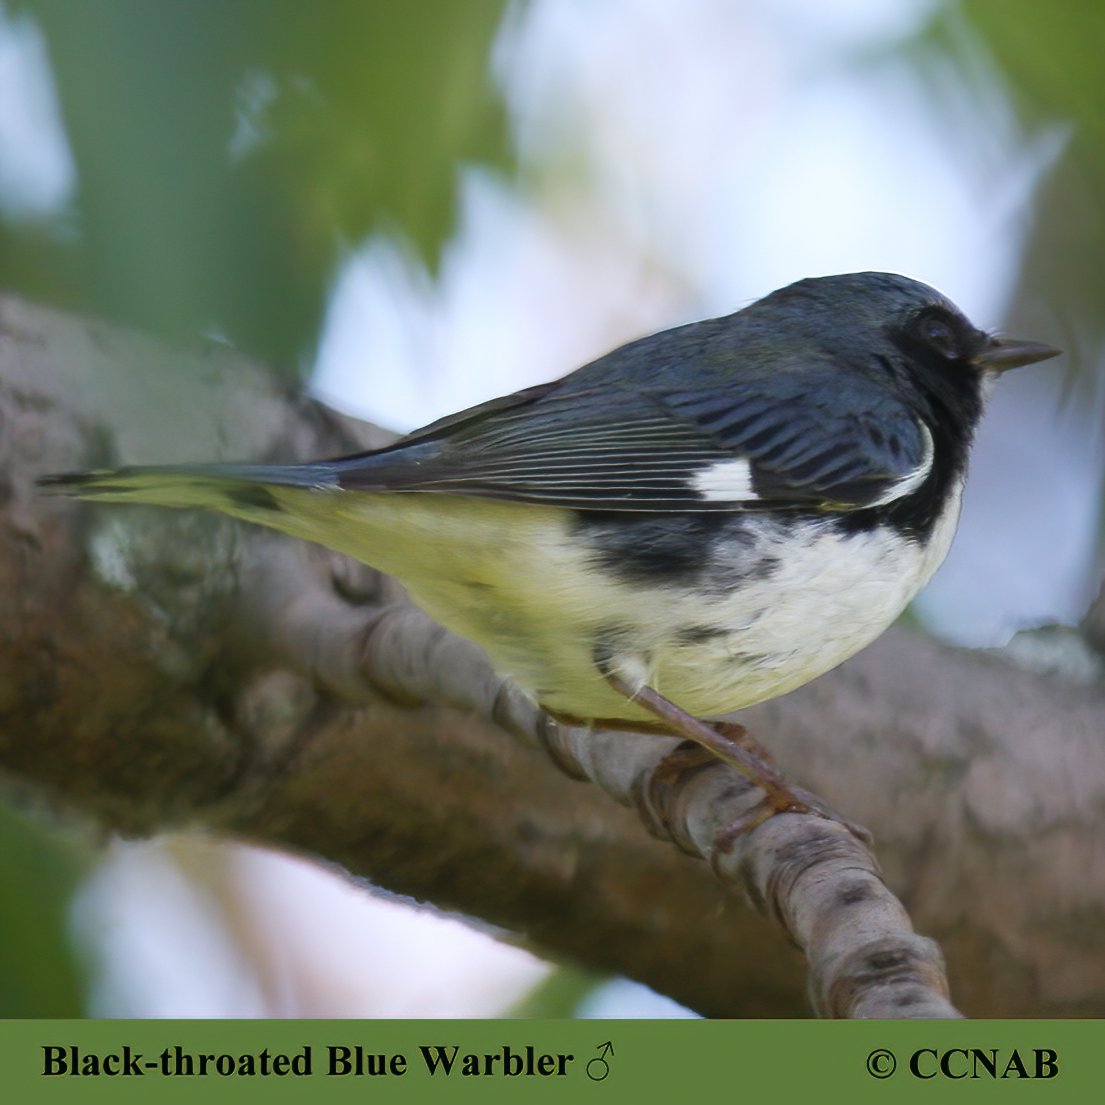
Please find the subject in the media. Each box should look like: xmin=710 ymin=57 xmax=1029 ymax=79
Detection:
xmin=931 ymin=0 xmax=1105 ymax=365
xmin=0 ymin=0 xmax=512 ymax=372
xmin=0 ymin=803 xmax=92 ymax=1016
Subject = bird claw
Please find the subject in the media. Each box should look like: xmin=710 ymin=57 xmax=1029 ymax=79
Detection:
xmin=711 ymin=785 xmax=873 ymax=867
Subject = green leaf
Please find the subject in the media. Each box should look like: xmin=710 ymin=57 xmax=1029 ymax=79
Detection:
xmin=3 ymin=0 xmax=513 ymax=371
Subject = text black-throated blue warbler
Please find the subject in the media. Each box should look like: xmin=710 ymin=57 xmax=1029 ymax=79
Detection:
xmin=41 ymin=272 xmax=1059 ymax=834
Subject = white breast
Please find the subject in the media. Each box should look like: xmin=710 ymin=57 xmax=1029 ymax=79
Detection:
xmin=632 ymin=487 xmax=964 ymax=718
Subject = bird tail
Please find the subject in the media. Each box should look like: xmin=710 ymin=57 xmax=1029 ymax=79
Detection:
xmin=37 ymin=462 xmax=340 ymax=512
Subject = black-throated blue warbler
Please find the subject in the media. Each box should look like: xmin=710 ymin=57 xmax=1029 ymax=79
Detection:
xmin=41 ymin=272 xmax=1059 ymax=833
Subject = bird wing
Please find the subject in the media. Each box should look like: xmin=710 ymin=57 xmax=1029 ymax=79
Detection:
xmin=334 ymin=370 xmax=933 ymax=513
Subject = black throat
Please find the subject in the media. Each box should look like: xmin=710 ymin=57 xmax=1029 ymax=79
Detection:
xmin=839 ymin=345 xmax=985 ymax=541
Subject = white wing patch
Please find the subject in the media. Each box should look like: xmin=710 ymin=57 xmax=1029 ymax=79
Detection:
xmin=690 ymin=420 xmax=933 ymax=508
xmin=690 ymin=457 xmax=758 ymax=502
xmin=870 ymin=421 xmax=934 ymax=507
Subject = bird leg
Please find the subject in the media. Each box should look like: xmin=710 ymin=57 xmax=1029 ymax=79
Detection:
xmin=603 ymin=673 xmax=872 ymax=850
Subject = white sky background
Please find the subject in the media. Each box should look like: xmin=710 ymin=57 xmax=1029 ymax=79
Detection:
xmin=2 ymin=0 xmax=1102 ymax=1016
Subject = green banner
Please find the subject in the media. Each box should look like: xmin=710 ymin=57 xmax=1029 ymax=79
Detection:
xmin=0 ymin=1019 xmax=1098 ymax=1102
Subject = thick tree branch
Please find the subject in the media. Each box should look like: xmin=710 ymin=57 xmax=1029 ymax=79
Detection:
xmin=292 ymin=599 xmax=958 ymax=1018
xmin=4 ymin=292 xmax=1104 ymax=1016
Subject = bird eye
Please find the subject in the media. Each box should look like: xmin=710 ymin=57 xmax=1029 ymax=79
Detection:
xmin=917 ymin=312 xmax=959 ymax=358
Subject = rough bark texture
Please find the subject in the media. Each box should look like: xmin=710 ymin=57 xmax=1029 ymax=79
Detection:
xmin=3 ymin=292 xmax=1104 ymax=1017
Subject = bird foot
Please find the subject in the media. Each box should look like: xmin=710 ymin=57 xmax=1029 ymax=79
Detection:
xmin=601 ymin=673 xmax=872 ymax=856
xmin=712 ymin=784 xmax=873 ymax=859
xmin=648 ymin=734 xmax=872 ymax=862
